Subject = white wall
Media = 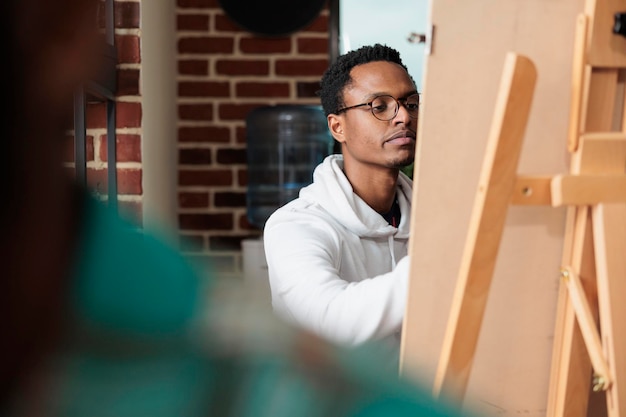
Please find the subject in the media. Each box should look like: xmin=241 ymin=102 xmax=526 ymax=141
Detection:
xmin=140 ymin=0 xmax=179 ymax=240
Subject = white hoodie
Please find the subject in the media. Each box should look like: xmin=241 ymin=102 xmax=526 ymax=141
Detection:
xmin=263 ymin=154 xmax=412 ymax=352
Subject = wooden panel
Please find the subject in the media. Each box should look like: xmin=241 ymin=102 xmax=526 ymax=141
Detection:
xmin=576 ymin=134 xmax=626 ymax=173
xmin=585 ymin=0 xmax=626 ymax=67
xmin=431 ymin=53 xmax=537 ymax=403
xmin=551 ymin=174 xmax=626 ymax=205
xmin=400 ymin=1 xmax=583 ymax=416
xmin=583 ymin=70 xmax=620 ymax=132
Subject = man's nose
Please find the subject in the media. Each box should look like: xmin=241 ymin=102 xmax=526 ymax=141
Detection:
xmin=394 ymin=102 xmax=413 ymax=123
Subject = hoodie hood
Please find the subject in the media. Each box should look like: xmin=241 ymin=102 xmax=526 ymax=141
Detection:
xmin=298 ymin=154 xmax=412 ymax=239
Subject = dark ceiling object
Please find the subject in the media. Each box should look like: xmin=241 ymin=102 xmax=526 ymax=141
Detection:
xmin=218 ymin=0 xmax=326 ymax=37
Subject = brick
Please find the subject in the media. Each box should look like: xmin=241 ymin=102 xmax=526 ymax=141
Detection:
xmin=178 ymin=36 xmax=234 ymax=54
xmin=237 ymin=167 xmax=247 ymax=186
xmin=216 ymin=148 xmax=246 ymax=164
xmin=297 ymin=81 xmax=322 ymax=98
xmin=302 ymin=14 xmax=329 ymax=32
xmin=178 ymin=59 xmax=209 ymax=76
xmin=179 ymin=169 xmax=233 ymax=186
xmin=178 ymin=126 xmax=230 ymax=143
xmin=171 ymin=0 xmax=333 ymax=252
xmin=179 ymin=81 xmax=229 ymax=97
xmin=85 ymin=168 xmax=108 ymax=195
xmin=218 ymin=103 xmax=267 ymax=120
xmin=239 ymin=213 xmax=253 ymax=230
xmin=214 ymin=13 xmax=244 ymax=32
xmin=116 ymin=102 xmax=143 ymax=128
xmin=178 ymin=213 xmax=233 ymax=231
xmin=275 ymin=59 xmax=328 ymax=76
xmin=177 ymin=0 xmax=215 ymax=8
xmin=86 ymin=168 xmax=141 ymax=195
xmin=239 ymin=37 xmax=291 ymax=54
xmin=86 ymin=102 xmax=140 ymax=130
xmin=297 ymin=37 xmax=328 ymax=54
xmin=178 ymin=191 xmax=209 ymax=208
xmin=179 ymin=103 xmax=214 ymax=121
xmin=215 ymin=59 xmax=269 ymax=76
xmin=100 ymin=134 xmax=142 ymax=163
xmin=86 ymin=102 xmax=106 ymax=129
xmin=239 ymin=213 xmax=263 ymax=231
xmin=208 ymin=235 xmax=248 ymax=251
xmin=115 ymin=1 xmax=140 ymax=29
xmin=235 ymin=82 xmax=290 ymax=98
xmin=177 ymin=14 xmax=209 ymax=31
xmin=179 ymin=148 xmax=212 ymax=165
xmin=116 ymin=35 xmax=141 ymax=64
xmin=117 ymin=168 xmax=143 ymax=195
xmin=214 ymin=192 xmax=246 ymax=208
xmin=235 ymin=126 xmax=246 ymax=144
xmin=117 ymin=69 xmax=140 ymax=96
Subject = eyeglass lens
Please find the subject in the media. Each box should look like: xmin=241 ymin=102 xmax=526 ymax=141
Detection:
xmin=371 ymin=94 xmax=420 ymax=121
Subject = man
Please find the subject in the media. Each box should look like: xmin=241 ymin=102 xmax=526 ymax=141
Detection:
xmin=1 ymin=2 xmax=471 ymax=416
xmin=264 ymin=44 xmax=417 ymax=358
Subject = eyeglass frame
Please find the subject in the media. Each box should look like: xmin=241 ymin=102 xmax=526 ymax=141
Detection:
xmin=335 ymin=93 xmax=420 ymax=121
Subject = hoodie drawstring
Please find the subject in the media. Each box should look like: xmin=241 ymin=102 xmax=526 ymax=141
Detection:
xmin=388 ymin=235 xmax=396 ymax=268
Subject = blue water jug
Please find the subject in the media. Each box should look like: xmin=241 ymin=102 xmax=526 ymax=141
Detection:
xmin=246 ymin=105 xmax=334 ymax=229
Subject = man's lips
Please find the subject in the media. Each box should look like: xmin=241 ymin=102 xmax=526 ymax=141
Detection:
xmin=386 ymin=131 xmax=416 ymax=145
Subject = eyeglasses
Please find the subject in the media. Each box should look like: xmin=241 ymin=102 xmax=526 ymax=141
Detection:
xmin=336 ymin=93 xmax=420 ymax=121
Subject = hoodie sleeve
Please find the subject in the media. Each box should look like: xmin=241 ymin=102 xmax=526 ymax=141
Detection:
xmin=264 ymin=212 xmax=410 ymax=346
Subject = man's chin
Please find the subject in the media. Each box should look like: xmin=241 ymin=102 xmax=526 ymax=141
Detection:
xmin=391 ymin=155 xmax=415 ymax=170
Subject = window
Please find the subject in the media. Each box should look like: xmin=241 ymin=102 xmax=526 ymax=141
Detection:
xmin=74 ymin=0 xmax=118 ymax=209
xmin=329 ymin=0 xmax=429 ymax=92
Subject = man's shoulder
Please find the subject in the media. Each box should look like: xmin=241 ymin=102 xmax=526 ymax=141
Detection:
xmin=265 ymin=197 xmax=336 ymax=228
xmin=263 ymin=198 xmax=347 ymax=249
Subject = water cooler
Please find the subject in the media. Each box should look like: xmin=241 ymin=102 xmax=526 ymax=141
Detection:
xmin=242 ymin=104 xmax=334 ymax=283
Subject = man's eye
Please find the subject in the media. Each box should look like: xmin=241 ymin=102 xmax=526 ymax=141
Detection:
xmin=372 ymin=103 xmax=388 ymax=112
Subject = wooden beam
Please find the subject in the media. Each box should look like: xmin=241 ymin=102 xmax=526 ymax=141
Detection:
xmin=431 ymin=52 xmax=537 ymax=403
xmin=552 ymin=175 xmax=626 ymax=206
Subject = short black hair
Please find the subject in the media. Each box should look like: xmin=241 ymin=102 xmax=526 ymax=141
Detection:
xmin=318 ymin=43 xmax=411 ymax=117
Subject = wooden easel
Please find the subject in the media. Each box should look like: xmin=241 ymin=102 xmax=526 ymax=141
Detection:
xmin=402 ymin=0 xmax=626 ymax=416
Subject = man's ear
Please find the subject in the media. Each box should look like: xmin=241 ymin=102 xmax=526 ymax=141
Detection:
xmin=327 ymin=114 xmax=345 ymax=143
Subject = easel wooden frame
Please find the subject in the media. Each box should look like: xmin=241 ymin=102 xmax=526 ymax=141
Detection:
xmin=400 ymin=1 xmax=626 ymax=416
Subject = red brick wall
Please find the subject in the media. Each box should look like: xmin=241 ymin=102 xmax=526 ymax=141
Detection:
xmin=176 ymin=0 xmax=331 ymax=277
xmin=72 ymin=0 xmax=331 ymax=279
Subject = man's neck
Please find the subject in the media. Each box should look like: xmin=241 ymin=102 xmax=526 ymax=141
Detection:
xmin=343 ymin=162 xmax=399 ymax=213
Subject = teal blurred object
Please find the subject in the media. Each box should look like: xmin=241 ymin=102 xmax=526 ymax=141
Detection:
xmin=6 ymin=195 xmax=470 ymax=417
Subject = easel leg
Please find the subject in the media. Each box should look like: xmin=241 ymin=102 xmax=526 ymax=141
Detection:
xmin=547 ymin=206 xmax=598 ymax=417
xmin=431 ymin=52 xmax=537 ymax=404
xmin=592 ymin=203 xmax=626 ymax=417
